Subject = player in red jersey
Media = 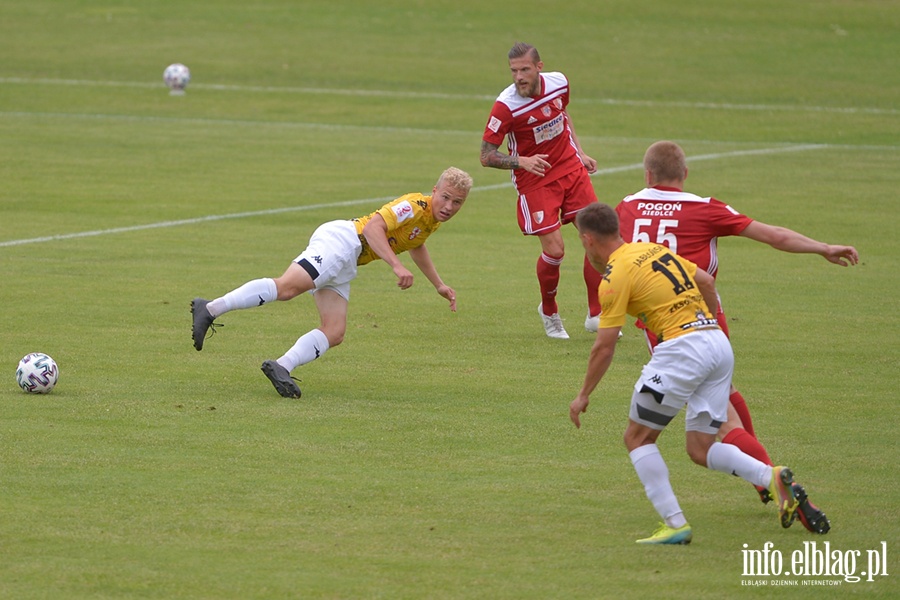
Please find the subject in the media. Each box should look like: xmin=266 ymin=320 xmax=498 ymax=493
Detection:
xmin=481 ymin=42 xmax=603 ymax=340
xmin=616 ymin=141 xmax=858 ymax=533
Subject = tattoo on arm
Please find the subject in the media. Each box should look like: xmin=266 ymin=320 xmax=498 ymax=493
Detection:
xmin=480 ymin=140 xmax=519 ymax=170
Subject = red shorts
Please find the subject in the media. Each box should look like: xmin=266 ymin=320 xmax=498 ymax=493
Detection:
xmin=516 ymin=169 xmax=596 ymax=235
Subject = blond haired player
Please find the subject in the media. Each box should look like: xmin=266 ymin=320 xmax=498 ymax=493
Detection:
xmin=569 ymin=202 xmax=818 ymax=545
xmin=191 ymin=167 xmax=472 ymax=398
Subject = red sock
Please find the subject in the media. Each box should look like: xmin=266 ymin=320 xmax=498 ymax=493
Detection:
xmin=537 ymin=253 xmax=562 ymax=315
xmin=722 ymin=428 xmax=772 ymax=466
xmin=729 ymin=390 xmax=756 ymax=438
xmin=584 ymin=254 xmax=602 ymax=317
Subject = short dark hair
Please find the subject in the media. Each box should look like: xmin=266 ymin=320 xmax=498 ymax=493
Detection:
xmin=508 ymin=42 xmax=540 ymax=63
xmin=576 ymin=203 xmax=620 ymax=238
xmin=644 ymin=141 xmax=687 ymax=184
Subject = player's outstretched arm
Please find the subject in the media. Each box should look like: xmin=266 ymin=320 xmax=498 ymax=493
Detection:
xmin=362 ymin=214 xmax=414 ymax=289
xmin=409 ymin=245 xmax=456 ymax=312
xmin=570 ymin=327 xmax=620 ymax=428
xmin=820 ymin=244 xmax=860 ymax=266
xmin=740 ymin=221 xmax=859 ymax=266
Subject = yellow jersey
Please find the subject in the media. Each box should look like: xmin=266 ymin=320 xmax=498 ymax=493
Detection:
xmin=352 ymin=193 xmax=441 ymax=266
xmin=599 ymin=242 xmax=719 ymax=343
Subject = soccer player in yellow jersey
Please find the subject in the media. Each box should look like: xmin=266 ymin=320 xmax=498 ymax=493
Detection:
xmin=191 ymin=167 xmax=472 ymax=398
xmin=570 ymin=203 xmax=814 ymax=545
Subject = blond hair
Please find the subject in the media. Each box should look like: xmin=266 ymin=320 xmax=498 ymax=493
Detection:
xmin=438 ymin=167 xmax=473 ymax=194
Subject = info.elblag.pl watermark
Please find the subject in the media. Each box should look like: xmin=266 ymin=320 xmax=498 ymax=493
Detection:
xmin=741 ymin=541 xmax=890 ymax=586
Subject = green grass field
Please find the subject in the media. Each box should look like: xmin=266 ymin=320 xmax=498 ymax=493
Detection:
xmin=1 ymin=1 xmax=898 ymax=598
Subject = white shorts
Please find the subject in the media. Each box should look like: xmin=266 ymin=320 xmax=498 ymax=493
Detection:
xmin=629 ymin=328 xmax=734 ymax=434
xmin=293 ymin=220 xmax=362 ymax=302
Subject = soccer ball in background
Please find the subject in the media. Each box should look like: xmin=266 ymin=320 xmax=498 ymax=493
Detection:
xmin=16 ymin=352 xmax=59 ymax=394
xmin=163 ymin=63 xmax=191 ymax=95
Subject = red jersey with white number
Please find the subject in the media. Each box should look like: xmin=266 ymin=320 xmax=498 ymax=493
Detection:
xmin=482 ymin=72 xmax=584 ymax=195
xmin=615 ymin=186 xmax=753 ymax=278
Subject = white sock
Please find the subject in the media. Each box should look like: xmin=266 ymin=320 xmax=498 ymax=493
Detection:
xmin=706 ymin=441 xmax=772 ymax=488
xmin=630 ymin=444 xmax=687 ymax=528
xmin=277 ymin=329 xmax=330 ymax=372
xmin=207 ymin=278 xmax=278 ymax=317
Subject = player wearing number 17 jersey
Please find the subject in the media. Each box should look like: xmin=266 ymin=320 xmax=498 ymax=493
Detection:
xmin=615 ymin=141 xmax=857 ymax=534
xmin=569 ymin=202 xmax=812 ymax=544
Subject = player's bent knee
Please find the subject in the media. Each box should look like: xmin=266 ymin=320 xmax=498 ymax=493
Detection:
xmin=623 ymin=421 xmax=660 ymax=452
xmin=275 ymin=285 xmax=302 ymax=301
xmin=686 ymin=447 xmax=709 ymax=467
xmin=319 ymin=325 xmax=345 ymax=347
xmin=685 ymin=433 xmax=715 ymax=467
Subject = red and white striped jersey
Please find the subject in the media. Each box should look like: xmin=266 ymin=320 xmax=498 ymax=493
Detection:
xmin=482 ymin=72 xmax=585 ymax=195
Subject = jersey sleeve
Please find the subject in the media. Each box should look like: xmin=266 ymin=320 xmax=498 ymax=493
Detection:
xmin=707 ymin=198 xmax=753 ymax=236
xmin=598 ymin=264 xmax=630 ymax=329
xmin=483 ymin=101 xmax=512 ymax=146
xmin=376 ymin=195 xmax=421 ymax=231
xmin=615 ymin=202 xmax=636 ymax=239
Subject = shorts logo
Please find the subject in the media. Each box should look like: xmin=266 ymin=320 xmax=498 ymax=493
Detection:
xmin=487 ymin=116 xmax=502 ymax=133
xmin=532 ymin=210 xmax=544 ymax=224
xmin=650 ymin=374 xmax=662 ymax=385
xmin=408 ymin=227 xmax=421 ymax=240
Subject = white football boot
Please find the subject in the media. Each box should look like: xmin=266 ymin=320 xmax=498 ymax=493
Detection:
xmin=538 ymin=304 xmax=569 ymax=339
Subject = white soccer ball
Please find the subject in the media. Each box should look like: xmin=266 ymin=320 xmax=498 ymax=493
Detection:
xmin=16 ymin=352 xmax=59 ymax=394
xmin=163 ymin=63 xmax=191 ymax=94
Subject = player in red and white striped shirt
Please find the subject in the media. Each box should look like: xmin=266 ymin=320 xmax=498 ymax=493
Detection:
xmin=481 ymin=42 xmax=602 ymax=340
xmin=616 ymin=141 xmax=858 ymax=533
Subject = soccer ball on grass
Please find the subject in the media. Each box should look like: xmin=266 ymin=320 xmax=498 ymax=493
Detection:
xmin=163 ymin=63 xmax=191 ymax=95
xmin=16 ymin=352 xmax=59 ymax=394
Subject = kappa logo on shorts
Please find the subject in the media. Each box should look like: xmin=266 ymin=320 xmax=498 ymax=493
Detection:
xmin=313 ymin=255 xmax=323 ymax=265
xmin=650 ymin=374 xmax=662 ymax=385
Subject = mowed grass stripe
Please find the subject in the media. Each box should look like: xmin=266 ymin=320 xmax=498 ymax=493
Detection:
xmin=1 ymin=76 xmax=897 ymax=116
xmin=1 ymin=145 xmax=830 ymax=248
